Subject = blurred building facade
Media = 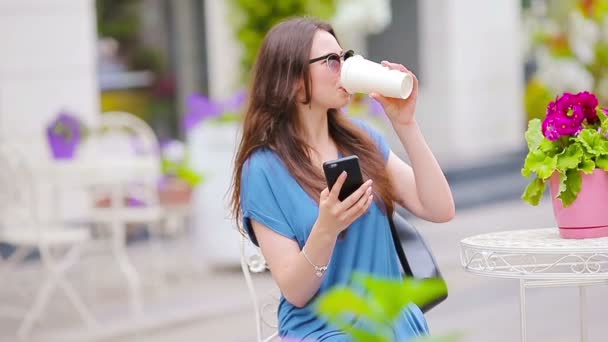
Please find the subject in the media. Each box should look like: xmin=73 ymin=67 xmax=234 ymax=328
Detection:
xmin=0 ymin=0 xmax=99 ymax=146
xmin=0 ymin=0 xmax=525 ymax=166
xmin=203 ymin=0 xmax=526 ymax=167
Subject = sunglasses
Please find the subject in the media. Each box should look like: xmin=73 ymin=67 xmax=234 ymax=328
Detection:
xmin=309 ymin=49 xmax=355 ymax=73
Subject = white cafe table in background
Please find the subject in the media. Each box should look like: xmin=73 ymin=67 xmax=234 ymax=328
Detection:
xmin=460 ymin=228 xmax=608 ymax=342
xmin=35 ymin=156 xmax=162 ymax=322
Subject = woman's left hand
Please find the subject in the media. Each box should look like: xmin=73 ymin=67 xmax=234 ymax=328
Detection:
xmin=369 ymin=61 xmax=418 ymax=127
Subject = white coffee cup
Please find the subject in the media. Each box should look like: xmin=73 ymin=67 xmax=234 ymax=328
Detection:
xmin=340 ymin=55 xmax=414 ymax=99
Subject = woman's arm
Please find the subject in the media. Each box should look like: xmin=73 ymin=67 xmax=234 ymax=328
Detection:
xmin=251 ymin=219 xmax=337 ymax=308
xmin=370 ymin=61 xmax=455 ymax=222
xmin=387 ymin=122 xmax=455 ymax=222
xmin=251 ymin=174 xmax=374 ymax=308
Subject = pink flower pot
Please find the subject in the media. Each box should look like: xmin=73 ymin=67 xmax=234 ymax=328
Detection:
xmin=549 ymin=169 xmax=608 ymax=239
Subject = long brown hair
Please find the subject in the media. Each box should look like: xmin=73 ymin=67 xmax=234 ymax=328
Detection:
xmin=230 ymin=17 xmax=396 ymax=231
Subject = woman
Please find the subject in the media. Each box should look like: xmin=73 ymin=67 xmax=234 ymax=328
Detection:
xmin=230 ymin=17 xmax=455 ymax=341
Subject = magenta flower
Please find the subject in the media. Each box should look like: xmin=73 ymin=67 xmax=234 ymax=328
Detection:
xmin=555 ymin=93 xmax=576 ymax=114
xmin=577 ymin=91 xmax=599 ymax=123
xmin=541 ymin=91 xmax=598 ymax=140
xmin=542 ymin=116 xmax=561 ymax=141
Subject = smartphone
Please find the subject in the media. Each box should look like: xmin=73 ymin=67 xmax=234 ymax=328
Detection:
xmin=322 ymin=155 xmax=364 ymax=201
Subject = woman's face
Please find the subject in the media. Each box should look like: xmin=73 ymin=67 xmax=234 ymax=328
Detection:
xmin=306 ymin=30 xmax=351 ymax=110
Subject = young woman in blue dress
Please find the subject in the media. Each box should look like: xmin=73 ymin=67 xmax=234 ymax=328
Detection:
xmin=230 ymin=17 xmax=455 ymax=341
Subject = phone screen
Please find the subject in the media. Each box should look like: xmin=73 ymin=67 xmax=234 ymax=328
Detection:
xmin=322 ymin=155 xmax=364 ymax=201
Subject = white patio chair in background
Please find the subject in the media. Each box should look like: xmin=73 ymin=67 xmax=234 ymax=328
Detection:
xmin=77 ymin=111 xmax=167 ymax=319
xmin=240 ymin=233 xmax=279 ymax=342
xmin=0 ymin=143 xmax=97 ymax=339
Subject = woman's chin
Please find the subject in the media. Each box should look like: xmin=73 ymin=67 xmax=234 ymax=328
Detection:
xmin=335 ymin=95 xmax=351 ymax=108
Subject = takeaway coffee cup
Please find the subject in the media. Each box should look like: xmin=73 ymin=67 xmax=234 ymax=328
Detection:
xmin=340 ymin=55 xmax=414 ymax=99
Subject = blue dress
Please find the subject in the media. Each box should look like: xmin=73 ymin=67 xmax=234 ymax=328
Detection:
xmin=240 ymin=119 xmax=429 ymax=341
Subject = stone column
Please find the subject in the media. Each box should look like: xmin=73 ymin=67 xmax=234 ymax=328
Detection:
xmin=203 ymin=0 xmax=242 ymax=99
xmin=416 ymin=0 xmax=525 ymax=167
xmin=0 ymin=0 xmax=99 ymax=146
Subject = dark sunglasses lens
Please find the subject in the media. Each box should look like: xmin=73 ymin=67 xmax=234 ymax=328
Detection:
xmin=327 ymin=54 xmax=341 ymax=72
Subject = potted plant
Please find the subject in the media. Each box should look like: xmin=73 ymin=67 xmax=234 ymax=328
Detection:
xmin=45 ymin=110 xmax=86 ymax=159
xmin=521 ymin=90 xmax=608 ymax=238
xmin=183 ymin=91 xmax=247 ymax=266
xmin=159 ymin=139 xmax=203 ymax=207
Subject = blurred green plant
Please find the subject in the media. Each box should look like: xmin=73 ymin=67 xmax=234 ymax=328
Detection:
xmin=524 ymin=79 xmax=554 ymax=122
xmin=96 ymin=0 xmax=141 ymax=59
xmin=314 ymin=273 xmax=462 ymax=342
xmin=97 ymin=0 xmax=179 ymax=138
xmin=523 ymin=0 xmax=608 ymax=121
xmin=160 ymin=140 xmax=204 ymax=187
xmin=228 ymin=0 xmax=336 ymax=81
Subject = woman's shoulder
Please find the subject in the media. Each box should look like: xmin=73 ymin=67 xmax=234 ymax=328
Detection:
xmin=243 ymin=147 xmax=284 ymax=176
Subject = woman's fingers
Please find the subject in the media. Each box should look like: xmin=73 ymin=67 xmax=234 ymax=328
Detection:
xmin=339 ymin=179 xmax=372 ymax=210
xmin=343 ymin=190 xmax=373 ymax=224
xmin=381 ymin=60 xmax=408 ymax=73
xmin=329 ymin=171 xmax=347 ymax=201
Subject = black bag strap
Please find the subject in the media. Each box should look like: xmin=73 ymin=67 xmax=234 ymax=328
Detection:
xmin=388 ymin=212 xmax=413 ymax=277
xmin=387 ymin=210 xmax=447 ymax=313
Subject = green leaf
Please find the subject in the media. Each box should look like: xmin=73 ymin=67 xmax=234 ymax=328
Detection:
xmin=558 ymin=171 xmax=567 ymax=194
xmin=353 ymin=274 xmax=447 ymax=322
xmin=522 ymin=150 xmax=558 ymax=179
xmin=576 ymin=129 xmax=607 ymax=156
xmin=349 ymin=328 xmax=390 ymax=342
xmin=521 ymin=177 xmax=546 ymax=206
xmin=597 ymin=108 xmax=608 ymax=127
xmin=539 ymin=139 xmax=560 ymax=155
xmin=557 ymin=144 xmax=584 ymax=171
xmin=596 ymin=155 xmax=608 ymax=171
xmin=524 ymin=119 xmax=544 ymax=151
xmin=579 ymin=159 xmax=595 ymax=174
xmin=315 ymin=287 xmax=375 ymax=324
xmin=558 ymin=169 xmax=582 ymax=207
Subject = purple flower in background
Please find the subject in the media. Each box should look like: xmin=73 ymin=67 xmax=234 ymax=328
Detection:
xmin=368 ymin=97 xmax=385 ymax=117
xmin=126 ymin=196 xmax=146 ymax=208
xmin=46 ymin=111 xmax=83 ymax=143
xmin=220 ymin=89 xmax=247 ymax=113
xmin=160 ymin=140 xmax=186 ymax=163
xmin=46 ymin=110 xmax=84 ymax=159
xmin=182 ymin=93 xmax=222 ymax=132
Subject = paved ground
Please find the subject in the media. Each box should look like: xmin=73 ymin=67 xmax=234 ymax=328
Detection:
xmin=2 ymin=197 xmax=607 ymax=342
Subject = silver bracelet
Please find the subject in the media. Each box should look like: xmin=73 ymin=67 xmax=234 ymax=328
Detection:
xmin=302 ymin=248 xmax=328 ymax=278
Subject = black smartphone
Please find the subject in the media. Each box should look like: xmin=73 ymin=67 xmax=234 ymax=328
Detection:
xmin=322 ymin=155 xmax=364 ymax=201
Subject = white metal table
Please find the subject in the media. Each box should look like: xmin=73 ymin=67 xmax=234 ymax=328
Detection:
xmin=460 ymin=228 xmax=608 ymax=342
xmin=39 ymin=158 xmax=161 ymax=322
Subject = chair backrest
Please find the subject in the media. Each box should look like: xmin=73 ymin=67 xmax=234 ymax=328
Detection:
xmin=82 ymin=111 xmax=162 ymax=206
xmin=0 ymin=144 xmax=39 ymax=232
xmin=89 ymin=111 xmax=159 ymax=157
xmin=240 ymin=233 xmax=279 ymax=342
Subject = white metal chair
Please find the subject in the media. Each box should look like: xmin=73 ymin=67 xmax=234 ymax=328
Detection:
xmin=78 ymin=111 xmax=166 ymax=319
xmin=240 ymin=233 xmax=279 ymax=342
xmin=84 ymin=111 xmax=165 ymax=228
xmin=0 ymin=143 xmax=97 ymax=339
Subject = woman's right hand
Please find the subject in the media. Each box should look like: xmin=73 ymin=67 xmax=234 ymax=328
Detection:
xmin=316 ymin=172 xmax=374 ymax=236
